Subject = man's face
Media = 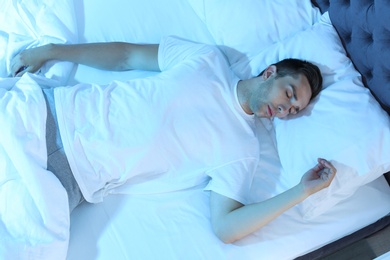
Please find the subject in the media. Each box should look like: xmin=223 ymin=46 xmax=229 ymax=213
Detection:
xmin=249 ymin=72 xmax=312 ymax=119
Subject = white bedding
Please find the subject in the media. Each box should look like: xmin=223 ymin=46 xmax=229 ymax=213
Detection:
xmin=1 ymin=0 xmax=390 ymax=259
xmin=67 ymin=119 xmax=390 ymax=259
xmin=68 ymin=177 xmax=390 ymax=260
xmin=0 ymin=0 xmax=77 ymax=82
xmin=0 ymin=75 xmax=70 ymax=259
xmin=0 ymin=0 xmax=77 ymax=257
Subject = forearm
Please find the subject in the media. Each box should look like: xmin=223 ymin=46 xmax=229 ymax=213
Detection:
xmin=11 ymin=42 xmax=160 ymax=76
xmin=213 ymin=184 xmax=308 ymax=243
xmin=211 ymin=158 xmax=337 ymax=244
xmin=44 ymin=42 xmax=160 ymax=71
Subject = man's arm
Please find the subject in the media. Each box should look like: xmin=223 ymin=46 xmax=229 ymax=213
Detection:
xmin=210 ymin=184 xmax=308 ymax=244
xmin=210 ymin=158 xmax=336 ymax=243
xmin=11 ymin=42 xmax=160 ymax=77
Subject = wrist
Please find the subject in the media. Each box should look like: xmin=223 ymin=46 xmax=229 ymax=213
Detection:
xmin=44 ymin=43 xmax=57 ymax=60
xmin=294 ymin=183 xmax=310 ymax=201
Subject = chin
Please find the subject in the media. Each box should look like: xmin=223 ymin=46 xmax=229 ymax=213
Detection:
xmin=255 ymin=112 xmax=266 ymax=118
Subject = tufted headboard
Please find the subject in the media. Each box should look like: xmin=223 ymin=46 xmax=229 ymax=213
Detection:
xmin=312 ymin=0 xmax=390 ymax=115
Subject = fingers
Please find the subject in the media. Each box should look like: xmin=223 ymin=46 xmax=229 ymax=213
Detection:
xmin=11 ymin=59 xmax=39 ymax=77
xmin=11 ymin=54 xmax=26 ymax=77
xmin=317 ymin=158 xmax=337 ymax=173
xmin=11 ymin=46 xmax=48 ymax=77
xmin=318 ymin=167 xmax=331 ymax=181
xmin=14 ymin=65 xmax=30 ymax=77
xmin=10 ymin=50 xmax=35 ymax=77
xmin=316 ymin=158 xmax=337 ymax=182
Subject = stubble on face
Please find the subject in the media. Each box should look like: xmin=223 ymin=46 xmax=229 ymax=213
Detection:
xmin=249 ymin=77 xmax=274 ymax=118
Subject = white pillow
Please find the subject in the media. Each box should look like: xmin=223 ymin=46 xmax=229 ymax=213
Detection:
xmin=187 ymin=0 xmax=321 ymax=67
xmin=78 ymin=0 xmax=214 ymax=44
xmin=231 ymin=13 xmax=357 ymax=82
xmin=281 ymin=81 xmax=390 ymax=219
xmin=240 ymin=13 xmax=390 ymax=219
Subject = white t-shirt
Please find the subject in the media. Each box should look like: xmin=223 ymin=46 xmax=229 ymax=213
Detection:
xmin=54 ymin=37 xmax=259 ymax=204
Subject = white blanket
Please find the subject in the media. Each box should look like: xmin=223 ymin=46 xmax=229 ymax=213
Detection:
xmin=0 ymin=75 xmax=69 ymax=259
xmin=0 ymin=1 xmax=77 ymax=257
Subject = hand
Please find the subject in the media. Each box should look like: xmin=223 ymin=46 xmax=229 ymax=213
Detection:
xmin=10 ymin=45 xmax=50 ymax=77
xmin=300 ymin=158 xmax=337 ymax=196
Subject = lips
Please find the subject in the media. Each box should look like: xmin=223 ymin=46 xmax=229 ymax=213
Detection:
xmin=267 ymin=105 xmax=273 ymax=118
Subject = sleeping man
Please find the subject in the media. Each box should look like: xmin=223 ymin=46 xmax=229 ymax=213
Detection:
xmin=11 ymin=36 xmax=336 ymax=243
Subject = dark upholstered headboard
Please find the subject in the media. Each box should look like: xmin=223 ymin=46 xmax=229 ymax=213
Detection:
xmin=312 ymin=0 xmax=390 ymax=115
xmin=311 ymin=0 xmax=390 ymax=184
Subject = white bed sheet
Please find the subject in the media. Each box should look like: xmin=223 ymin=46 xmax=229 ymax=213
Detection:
xmin=68 ymin=179 xmax=390 ymax=260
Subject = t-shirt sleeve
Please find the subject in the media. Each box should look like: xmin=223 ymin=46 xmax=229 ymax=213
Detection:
xmin=158 ymin=36 xmax=218 ymax=71
xmin=204 ymin=158 xmax=258 ymax=205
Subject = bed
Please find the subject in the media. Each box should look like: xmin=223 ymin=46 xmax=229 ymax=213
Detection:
xmin=0 ymin=0 xmax=389 ymax=259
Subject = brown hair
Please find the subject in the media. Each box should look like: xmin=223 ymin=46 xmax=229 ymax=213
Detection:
xmin=259 ymin=58 xmax=323 ymax=100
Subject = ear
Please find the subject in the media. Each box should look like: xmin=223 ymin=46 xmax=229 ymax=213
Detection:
xmin=262 ymin=65 xmax=277 ymax=80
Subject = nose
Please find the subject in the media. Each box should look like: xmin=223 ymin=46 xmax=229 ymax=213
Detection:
xmin=277 ymin=105 xmax=290 ymax=118
xmin=277 ymin=102 xmax=295 ymax=118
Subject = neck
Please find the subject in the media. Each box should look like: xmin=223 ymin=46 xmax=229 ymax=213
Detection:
xmin=237 ymin=78 xmax=258 ymax=115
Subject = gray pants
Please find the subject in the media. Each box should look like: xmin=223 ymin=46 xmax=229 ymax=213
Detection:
xmin=42 ymin=88 xmax=83 ymax=212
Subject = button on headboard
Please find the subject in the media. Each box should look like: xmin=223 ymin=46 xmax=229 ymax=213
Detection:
xmin=312 ymin=0 xmax=390 ymax=114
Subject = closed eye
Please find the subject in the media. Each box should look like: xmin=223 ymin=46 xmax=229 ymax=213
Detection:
xmin=290 ymin=84 xmax=301 ymax=113
xmin=290 ymin=106 xmax=300 ymax=114
xmin=290 ymin=85 xmax=298 ymax=101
